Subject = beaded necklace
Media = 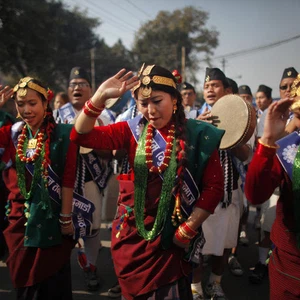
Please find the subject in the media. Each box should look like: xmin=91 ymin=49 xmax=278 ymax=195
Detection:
xmin=16 ymin=125 xmax=48 ymax=200
xmin=145 ymin=123 xmax=175 ymax=173
xmin=134 ymin=122 xmax=177 ymax=241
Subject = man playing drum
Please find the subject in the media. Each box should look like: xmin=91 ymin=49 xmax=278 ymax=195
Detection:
xmin=192 ymin=68 xmax=253 ymax=300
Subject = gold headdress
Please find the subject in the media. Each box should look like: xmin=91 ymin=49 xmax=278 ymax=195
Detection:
xmin=132 ymin=64 xmax=177 ymax=98
xmin=13 ymin=77 xmax=48 ymax=100
xmin=290 ymin=74 xmax=300 ymax=113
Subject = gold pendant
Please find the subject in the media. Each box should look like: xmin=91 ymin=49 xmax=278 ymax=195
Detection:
xmin=28 ymin=138 xmax=37 ymax=149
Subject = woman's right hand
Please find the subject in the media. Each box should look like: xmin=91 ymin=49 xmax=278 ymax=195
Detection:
xmin=0 ymin=85 xmax=14 ymax=109
xmin=91 ymin=69 xmax=139 ymax=108
xmin=261 ymin=98 xmax=294 ymax=145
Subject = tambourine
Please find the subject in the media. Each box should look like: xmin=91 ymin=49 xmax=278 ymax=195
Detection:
xmin=210 ymin=94 xmax=257 ymax=149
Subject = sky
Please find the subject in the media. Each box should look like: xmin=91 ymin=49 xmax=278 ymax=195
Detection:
xmin=62 ymin=0 xmax=300 ymax=98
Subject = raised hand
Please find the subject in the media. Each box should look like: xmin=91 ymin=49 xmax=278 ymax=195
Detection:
xmin=91 ymin=69 xmax=139 ymax=108
xmin=0 ymin=85 xmax=14 ymax=108
xmin=261 ymin=98 xmax=294 ymax=144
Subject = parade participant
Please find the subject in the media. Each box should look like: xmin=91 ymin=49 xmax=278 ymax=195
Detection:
xmin=52 ymin=92 xmax=70 ymax=123
xmin=249 ymin=67 xmax=299 ymax=285
xmin=238 ymin=85 xmax=253 ymax=104
xmin=0 ymin=85 xmax=15 ymax=259
xmin=193 ymin=67 xmax=252 ymax=300
xmin=70 ymin=65 xmax=225 ymax=300
xmin=0 ymin=77 xmax=77 ymax=299
xmin=255 ymin=84 xmax=272 ymax=122
xmin=226 ymin=78 xmax=238 ymax=94
xmin=62 ymin=66 xmax=115 ymax=291
xmin=245 ymin=74 xmax=300 ymax=298
xmin=53 ymin=91 xmax=69 ymax=110
xmin=180 ymin=81 xmax=198 ymax=119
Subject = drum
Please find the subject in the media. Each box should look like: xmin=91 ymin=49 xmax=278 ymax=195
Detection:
xmin=210 ymin=94 xmax=256 ymax=149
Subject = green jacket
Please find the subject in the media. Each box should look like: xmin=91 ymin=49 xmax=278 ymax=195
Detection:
xmin=24 ymin=124 xmax=74 ymax=248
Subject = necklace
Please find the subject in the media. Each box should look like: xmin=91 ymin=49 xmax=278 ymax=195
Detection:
xmin=17 ymin=125 xmax=44 ymax=163
xmin=145 ymin=123 xmax=175 ymax=173
xmin=16 ymin=125 xmax=47 ymax=200
xmin=134 ymin=122 xmax=177 ymax=241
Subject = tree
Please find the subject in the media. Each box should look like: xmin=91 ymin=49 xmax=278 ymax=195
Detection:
xmin=93 ymin=39 xmax=135 ymax=86
xmin=0 ymin=0 xmax=99 ymax=91
xmin=132 ymin=6 xmax=219 ymax=83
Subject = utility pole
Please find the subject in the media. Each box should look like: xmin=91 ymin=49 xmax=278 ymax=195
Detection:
xmin=90 ymin=47 xmax=96 ymax=93
xmin=221 ymin=58 xmax=226 ymax=73
xmin=181 ymin=46 xmax=186 ymax=82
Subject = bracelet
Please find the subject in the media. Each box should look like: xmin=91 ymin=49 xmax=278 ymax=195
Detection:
xmin=60 ymin=213 xmax=72 ymax=217
xmin=175 ymin=229 xmax=190 ymax=244
xmin=258 ymin=139 xmax=280 ymax=149
xmin=60 ymin=223 xmax=73 ymax=229
xmin=178 ymin=226 xmax=194 ymax=240
xmin=181 ymin=222 xmax=198 ymax=238
xmin=83 ymin=107 xmax=99 ymax=118
xmin=59 ymin=219 xmax=72 ymax=225
xmin=86 ymin=99 xmax=105 ymax=112
xmin=83 ymin=102 xmax=101 ymax=118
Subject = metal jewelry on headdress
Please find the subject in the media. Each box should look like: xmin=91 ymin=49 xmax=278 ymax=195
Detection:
xmin=132 ymin=64 xmax=177 ymax=98
xmin=141 ymin=87 xmax=152 ymax=98
xmin=290 ymin=74 xmax=300 ymax=112
xmin=13 ymin=77 xmax=48 ymax=100
xmin=290 ymin=74 xmax=300 ymax=98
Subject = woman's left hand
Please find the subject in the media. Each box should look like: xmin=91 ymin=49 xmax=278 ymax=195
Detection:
xmin=173 ymin=235 xmax=189 ymax=249
xmin=173 ymin=232 xmax=190 ymax=249
xmin=60 ymin=223 xmax=74 ymax=236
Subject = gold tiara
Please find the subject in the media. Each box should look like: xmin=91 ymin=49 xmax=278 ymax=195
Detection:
xmin=132 ymin=64 xmax=176 ymax=98
xmin=13 ymin=77 xmax=48 ymax=100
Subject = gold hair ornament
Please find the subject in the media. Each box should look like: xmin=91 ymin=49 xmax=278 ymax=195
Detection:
xmin=132 ymin=64 xmax=177 ymax=98
xmin=13 ymin=77 xmax=48 ymax=100
xmin=290 ymin=74 xmax=300 ymax=112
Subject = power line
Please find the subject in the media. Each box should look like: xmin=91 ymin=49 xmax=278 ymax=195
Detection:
xmin=213 ymin=34 xmax=300 ymax=60
xmin=124 ymin=0 xmax=152 ymax=18
xmin=110 ymin=0 xmax=145 ymax=23
xmin=69 ymin=0 xmax=136 ymax=33
xmin=86 ymin=0 xmax=137 ymax=32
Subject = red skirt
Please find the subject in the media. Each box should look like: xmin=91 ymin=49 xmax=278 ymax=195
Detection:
xmin=269 ymin=246 xmax=300 ymax=299
xmin=4 ymin=215 xmax=75 ymax=288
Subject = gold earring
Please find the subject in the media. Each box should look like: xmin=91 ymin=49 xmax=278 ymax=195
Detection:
xmin=16 ymin=112 xmax=21 ymax=118
xmin=173 ymin=100 xmax=177 ymax=114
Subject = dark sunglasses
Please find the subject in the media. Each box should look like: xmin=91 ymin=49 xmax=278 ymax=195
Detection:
xmin=279 ymin=84 xmax=293 ymax=90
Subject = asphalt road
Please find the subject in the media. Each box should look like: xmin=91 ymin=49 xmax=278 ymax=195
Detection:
xmin=0 ymin=207 xmax=269 ymax=300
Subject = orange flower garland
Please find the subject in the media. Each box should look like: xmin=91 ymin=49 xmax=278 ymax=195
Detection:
xmin=145 ymin=123 xmax=175 ymax=173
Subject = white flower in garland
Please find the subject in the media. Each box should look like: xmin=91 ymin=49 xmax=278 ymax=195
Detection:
xmin=282 ymin=144 xmax=298 ymax=164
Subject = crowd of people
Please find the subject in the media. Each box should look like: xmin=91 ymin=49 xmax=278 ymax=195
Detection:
xmin=0 ymin=62 xmax=300 ymax=300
